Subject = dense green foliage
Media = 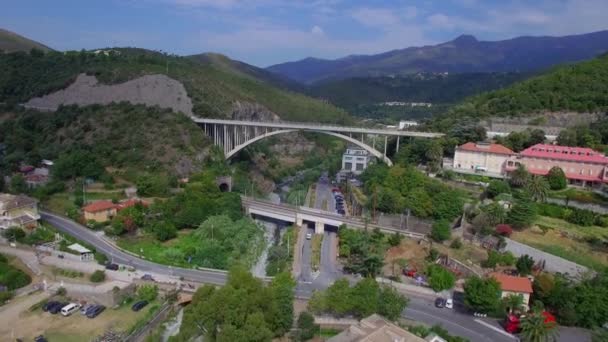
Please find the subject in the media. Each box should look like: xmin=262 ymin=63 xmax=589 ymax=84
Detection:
xmin=508 ymin=192 xmax=537 ymax=229
xmin=431 ymin=220 xmax=451 ymax=242
xmin=266 ymin=226 xmax=295 ymax=276
xmin=89 ymin=270 xmax=106 ymax=283
xmin=0 ymin=49 xmax=350 ymax=123
xmin=486 ymin=180 xmax=511 ymax=198
xmin=546 ymin=167 xmax=567 ymax=190
xmin=176 ymin=267 xmax=295 ymax=341
xmin=0 ymin=253 xmax=31 ymax=291
xmin=520 ymin=307 xmax=559 ymax=342
xmin=295 ymin=312 xmax=318 ymax=342
xmin=137 ymin=284 xmax=159 ymax=302
xmin=536 ymin=202 xmax=608 ymax=227
xmin=494 ymin=129 xmax=545 ymax=152
xmin=338 ymin=226 xmax=386 ymax=277
xmin=308 ymin=278 xmax=408 ymax=320
xmin=463 ymin=276 xmax=502 ymax=314
xmin=516 ymin=255 xmax=535 ymax=276
xmin=361 ymin=164 xmax=466 ymax=220
xmin=482 ymin=251 xmax=516 ymax=268
xmin=426 ymin=264 xmax=456 ymax=292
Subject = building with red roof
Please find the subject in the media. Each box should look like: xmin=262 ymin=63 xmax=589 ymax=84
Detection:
xmin=115 ymin=199 xmax=148 ymax=211
xmin=452 ymin=142 xmax=515 ymax=176
xmin=83 ymin=200 xmax=117 ymax=223
xmin=506 ymin=143 xmax=608 ymax=187
xmin=490 ymin=272 xmax=533 ymax=309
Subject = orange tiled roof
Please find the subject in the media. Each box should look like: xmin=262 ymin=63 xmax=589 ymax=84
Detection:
xmin=457 ymin=142 xmax=515 ymax=155
xmin=82 ymin=200 xmax=116 ymax=213
xmin=490 ymin=272 xmax=533 ymax=294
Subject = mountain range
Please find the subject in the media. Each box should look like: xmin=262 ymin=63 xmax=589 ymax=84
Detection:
xmin=266 ymin=31 xmax=608 ymax=84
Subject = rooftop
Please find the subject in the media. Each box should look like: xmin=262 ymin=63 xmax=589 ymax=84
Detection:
xmin=0 ymin=193 xmax=38 ymax=211
xmin=82 ymin=200 xmax=116 ymax=213
xmin=115 ymin=198 xmax=147 ymax=211
xmin=457 ymin=142 xmax=514 ymax=155
xmin=520 ymin=144 xmax=608 ymax=164
xmin=328 ymin=314 xmax=427 ymax=342
xmin=490 ymin=272 xmax=533 ymax=294
xmin=67 ymin=243 xmax=92 ymax=254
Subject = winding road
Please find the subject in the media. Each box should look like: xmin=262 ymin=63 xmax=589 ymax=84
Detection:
xmin=40 ymin=210 xmax=588 ymax=342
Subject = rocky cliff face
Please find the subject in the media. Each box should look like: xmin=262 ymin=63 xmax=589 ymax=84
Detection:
xmin=230 ymin=101 xmax=280 ymax=121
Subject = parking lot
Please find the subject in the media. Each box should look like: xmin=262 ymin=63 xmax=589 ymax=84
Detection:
xmin=0 ymin=293 xmax=156 ymax=341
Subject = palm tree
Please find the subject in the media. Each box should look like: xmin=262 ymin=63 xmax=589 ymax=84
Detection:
xmin=510 ymin=164 xmax=530 ymax=188
xmin=520 ymin=309 xmax=559 ymax=342
xmin=502 ymin=294 xmax=525 ymax=314
xmin=527 ymin=176 xmax=549 ymax=202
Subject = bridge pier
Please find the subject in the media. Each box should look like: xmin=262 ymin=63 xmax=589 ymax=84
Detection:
xmin=315 ymin=221 xmax=325 ymax=234
xmin=296 ymin=216 xmax=303 ymax=227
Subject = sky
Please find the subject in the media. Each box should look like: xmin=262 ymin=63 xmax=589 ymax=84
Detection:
xmin=2 ymin=0 xmax=608 ymax=67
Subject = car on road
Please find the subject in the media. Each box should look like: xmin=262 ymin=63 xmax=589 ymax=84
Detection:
xmin=435 ymin=298 xmax=445 ymax=308
xmin=105 ymin=263 xmax=119 ymax=271
xmin=306 ymin=233 xmax=312 ymax=240
xmin=61 ymin=303 xmax=81 ymax=316
xmin=141 ymin=274 xmax=155 ymax=281
xmin=445 ymin=298 xmax=454 ymax=309
xmin=42 ymin=301 xmax=60 ymax=312
xmin=131 ymin=300 xmax=149 ymax=312
xmin=86 ymin=304 xmax=106 ymax=318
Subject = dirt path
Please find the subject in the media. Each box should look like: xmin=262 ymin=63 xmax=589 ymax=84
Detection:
xmin=0 ymin=291 xmax=50 ymax=337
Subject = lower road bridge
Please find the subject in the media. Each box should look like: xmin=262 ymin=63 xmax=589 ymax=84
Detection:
xmin=194 ymin=118 xmax=443 ymax=166
xmin=241 ymin=196 xmax=426 ymax=239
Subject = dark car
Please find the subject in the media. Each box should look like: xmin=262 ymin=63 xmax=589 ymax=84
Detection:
xmin=131 ymin=300 xmax=149 ymax=312
xmin=49 ymin=302 xmax=68 ymax=314
xmin=435 ymin=298 xmax=446 ymax=308
xmin=42 ymin=300 xmax=60 ymax=312
xmin=141 ymin=274 xmax=155 ymax=281
xmin=337 ymin=210 xmax=346 ymax=215
xmin=105 ymin=263 xmax=119 ymax=271
xmin=86 ymin=305 xmax=106 ymax=318
xmin=34 ymin=336 xmax=48 ymax=342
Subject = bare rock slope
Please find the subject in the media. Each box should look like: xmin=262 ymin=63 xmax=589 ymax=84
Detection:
xmin=25 ymin=73 xmax=193 ymax=116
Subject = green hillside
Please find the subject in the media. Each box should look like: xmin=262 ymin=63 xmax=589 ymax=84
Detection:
xmin=0 ymin=48 xmax=351 ymax=124
xmin=0 ymin=28 xmax=52 ymax=53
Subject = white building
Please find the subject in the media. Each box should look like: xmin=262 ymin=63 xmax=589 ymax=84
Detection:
xmin=452 ymin=142 xmax=514 ymax=176
xmin=399 ymin=120 xmax=419 ymax=130
xmin=0 ymin=193 xmax=40 ymax=231
xmin=342 ymin=146 xmax=373 ymax=175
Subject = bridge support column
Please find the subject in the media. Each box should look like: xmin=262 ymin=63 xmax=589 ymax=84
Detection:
xmin=296 ymin=216 xmax=303 ymax=227
xmin=315 ymin=221 xmax=324 ymax=234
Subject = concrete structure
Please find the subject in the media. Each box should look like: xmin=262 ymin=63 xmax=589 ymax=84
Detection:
xmin=82 ymin=200 xmax=117 ymax=223
xmin=506 ymin=143 xmax=608 ymax=187
xmin=67 ymin=243 xmax=94 ymax=261
xmin=399 ymin=120 xmax=419 ymax=129
xmin=0 ymin=193 xmax=40 ymax=231
xmin=452 ymin=142 xmax=514 ymax=175
xmin=242 ymin=196 xmax=426 ymax=238
xmin=490 ymin=272 xmax=533 ymax=310
xmin=342 ymin=145 xmax=373 ymax=175
xmin=327 ymin=314 xmax=429 ymax=342
xmin=194 ymin=118 xmax=444 ymax=166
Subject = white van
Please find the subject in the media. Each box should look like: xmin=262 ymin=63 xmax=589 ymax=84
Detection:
xmin=61 ymin=303 xmax=81 ymax=316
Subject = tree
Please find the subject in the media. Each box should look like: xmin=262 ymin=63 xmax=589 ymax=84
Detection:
xmin=137 ymin=284 xmax=159 ymax=302
xmin=431 ymin=220 xmax=451 ymax=242
xmin=268 ymin=273 xmax=296 ymax=336
xmin=508 ymin=192 xmax=537 ymax=229
xmin=426 ymin=265 xmax=456 ymax=292
xmin=387 ymin=232 xmax=402 ymax=247
xmin=516 ymin=255 xmax=535 ymax=276
xmin=361 ymin=255 xmax=384 ymax=278
xmin=520 ymin=309 xmax=558 ymax=342
xmin=503 ymin=294 xmax=525 ymax=313
xmin=90 ymin=270 xmax=106 ymax=283
xmin=463 ymin=276 xmax=501 ymax=313
xmin=425 ymin=140 xmax=443 ymax=172
xmin=9 ymin=174 xmax=27 ymax=194
xmin=2 ymin=227 xmax=26 ymax=242
xmin=546 ymin=167 xmax=567 ymax=190
xmin=527 ymin=176 xmax=549 ymax=202
xmin=487 ymin=180 xmax=511 ymax=198
xmin=296 ymin=312 xmax=318 ymax=341
xmin=510 ymin=164 xmax=530 ymax=188
xmin=378 ymin=286 xmax=409 ymax=320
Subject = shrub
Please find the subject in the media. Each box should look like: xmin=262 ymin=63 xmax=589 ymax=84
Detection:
xmin=426 ymin=264 xmax=456 ymax=292
xmin=55 ymin=287 xmax=67 ymax=296
xmin=495 ymin=224 xmax=513 ymax=237
xmin=547 ymin=167 xmax=567 ymax=190
xmin=483 ymin=251 xmax=516 ymax=268
xmin=137 ymin=284 xmax=159 ymax=302
xmin=450 ymin=238 xmax=463 ymax=249
xmin=388 ymin=232 xmax=402 ymax=247
xmin=90 ymin=270 xmax=106 ymax=283
xmin=0 ymin=291 xmax=13 ymax=304
xmin=486 ymin=180 xmax=511 ymax=198
xmin=566 ymin=208 xmax=596 ymax=226
xmin=2 ymin=227 xmax=26 ymax=242
xmin=431 ymin=220 xmax=451 ymax=242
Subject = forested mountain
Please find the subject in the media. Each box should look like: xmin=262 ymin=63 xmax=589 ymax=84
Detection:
xmin=267 ymin=31 xmax=608 ymax=84
xmin=0 ymin=28 xmax=52 ymax=53
xmin=432 ymin=53 xmax=608 ymax=130
xmin=0 ymin=48 xmax=350 ymax=124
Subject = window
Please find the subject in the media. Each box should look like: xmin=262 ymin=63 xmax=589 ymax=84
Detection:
xmin=345 ymin=162 xmax=353 ymax=170
xmin=356 ymin=163 xmax=364 ymax=171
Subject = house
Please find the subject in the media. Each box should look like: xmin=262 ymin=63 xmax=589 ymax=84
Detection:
xmin=82 ymin=200 xmax=117 ymax=223
xmin=67 ymin=243 xmax=94 ymax=261
xmin=328 ymin=314 xmax=433 ymax=342
xmin=399 ymin=120 xmax=419 ymax=130
xmin=506 ymin=143 xmax=608 ymax=187
xmin=490 ymin=272 xmax=533 ymax=309
xmin=0 ymin=193 xmax=40 ymax=231
xmin=115 ymin=199 xmax=148 ymax=211
xmin=452 ymin=142 xmax=515 ymax=176
xmin=342 ymin=146 xmax=374 ymax=175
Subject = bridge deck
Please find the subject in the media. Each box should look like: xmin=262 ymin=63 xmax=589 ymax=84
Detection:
xmin=193 ymin=118 xmax=443 ymax=138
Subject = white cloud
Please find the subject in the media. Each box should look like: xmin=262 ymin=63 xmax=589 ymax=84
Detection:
xmin=311 ymin=25 xmax=324 ymax=35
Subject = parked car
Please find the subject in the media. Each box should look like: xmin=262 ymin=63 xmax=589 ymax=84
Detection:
xmin=61 ymin=303 xmax=81 ymax=316
xmin=86 ymin=305 xmax=106 ymax=318
xmin=435 ymin=298 xmax=445 ymax=308
xmin=42 ymin=301 xmax=59 ymax=312
xmin=131 ymin=300 xmax=149 ymax=312
xmin=306 ymin=233 xmax=312 ymax=240
xmin=34 ymin=336 xmax=48 ymax=342
xmin=49 ymin=302 xmax=69 ymax=314
xmin=337 ymin=210 xmax=345 ymax=215
xmin=81 ymin=303 xmax=94 ymax=315
xmin=105 ymin=263 xmax=119 ymax=271
xmin=141 ymin=274 xmax=155 ymax=281
xmin=445 ymin=298 xmax=454 ymax=309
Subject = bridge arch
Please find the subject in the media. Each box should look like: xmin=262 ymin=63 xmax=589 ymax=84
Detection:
xmin=226 ymin=129 xmax=393 ymax=166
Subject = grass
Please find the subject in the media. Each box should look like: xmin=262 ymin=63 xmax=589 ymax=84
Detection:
xmin=308 ymin=183 xmax=317 ymax=208
xmin=549 ymin=188 xmax=608 ymax=205
xmin=116 ymin=234 xmax=196 ymax=268
xmin=51 ymin=267 xmax=85 ymax=279
xmin=512 ymin=228 xmax=608 ymax=272
xmin=318 ymin=328 xmax=342 ymax=338
xmin=535 ymin=215 xmax=608 ymax=239
xmin=311 ymin=234 xmax=323 ymax=272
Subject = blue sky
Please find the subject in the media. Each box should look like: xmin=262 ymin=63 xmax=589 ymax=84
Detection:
xmin=2 ymin=0 xmax=607 ymax=67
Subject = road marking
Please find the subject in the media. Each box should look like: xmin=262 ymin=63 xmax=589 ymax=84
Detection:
xmin=474 ymin=319 xmax=519 ymax=340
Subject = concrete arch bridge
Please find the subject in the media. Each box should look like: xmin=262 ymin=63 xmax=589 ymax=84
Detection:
xmin=193 ymin=118 xmax=444 ymax=166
